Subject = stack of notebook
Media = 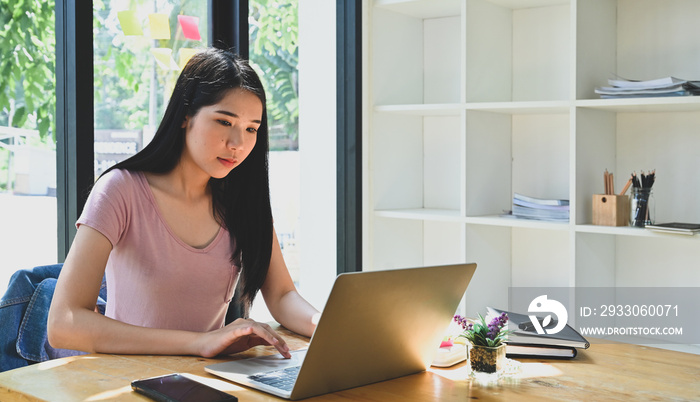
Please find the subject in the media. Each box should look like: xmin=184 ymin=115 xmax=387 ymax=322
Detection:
xmin=595 ymin=76 xmax=700 ymax=98
xmin=510 ymin=193 xmax=570 ymax=222
xmin=488 ymin=307 xmax=589 ymax=359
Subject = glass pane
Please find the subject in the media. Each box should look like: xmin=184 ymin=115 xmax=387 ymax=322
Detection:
xmin=94 ymin=0 xmax=209 ymax=177
xmin=0 ymin=0 xmax=57 ymax=290
xmin=249 ymin=0 xmax=300 ymax=320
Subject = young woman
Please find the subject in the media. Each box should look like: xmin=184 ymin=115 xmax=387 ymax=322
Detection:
xmin=47 ymin=47 xmax=318 ymax=359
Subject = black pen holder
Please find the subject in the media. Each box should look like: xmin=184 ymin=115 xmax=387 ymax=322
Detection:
xmin=630 ymin=188 xmax=654 ymax=227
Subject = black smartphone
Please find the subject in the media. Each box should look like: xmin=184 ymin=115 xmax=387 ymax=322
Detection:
xmin=131 ymin=373 xmax=238 ymax=402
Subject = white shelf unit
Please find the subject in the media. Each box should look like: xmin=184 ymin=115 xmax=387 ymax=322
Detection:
xmin=365 ymin=0 xmax=700 ymax=315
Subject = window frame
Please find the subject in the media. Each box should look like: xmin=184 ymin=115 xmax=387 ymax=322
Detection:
xmin=56 ymin=0 xmax=94 ymax=259
xmin=336 ymin=0 xmax=362 ymax=274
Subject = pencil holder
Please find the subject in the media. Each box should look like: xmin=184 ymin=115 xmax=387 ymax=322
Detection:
xmin=630 ymin=188 xmax=654 ymax=227
xmin=592 ymin=194 xmax=630 ymax=226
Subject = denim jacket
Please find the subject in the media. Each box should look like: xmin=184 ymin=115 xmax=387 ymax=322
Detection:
xmin=0 ymin=264 xmax=107 ymax=372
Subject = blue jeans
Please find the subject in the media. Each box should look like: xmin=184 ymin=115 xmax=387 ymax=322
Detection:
xmin=0 ymin=264 xmax=107 ymax=372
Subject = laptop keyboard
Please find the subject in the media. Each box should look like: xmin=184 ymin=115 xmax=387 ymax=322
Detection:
xmin=249 ymin=365 xmax=300 ymax=392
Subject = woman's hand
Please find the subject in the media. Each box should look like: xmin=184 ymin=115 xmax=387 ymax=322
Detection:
xmin=196 ymin=318 xmax=291 ymax=359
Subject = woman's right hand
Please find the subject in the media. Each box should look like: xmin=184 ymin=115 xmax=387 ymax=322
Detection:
xmin=195 ymin=318 xmax=291 ymax=359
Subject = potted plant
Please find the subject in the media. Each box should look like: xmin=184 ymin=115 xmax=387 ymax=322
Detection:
xmin=454 ymin=312 xmax=513 ymax=374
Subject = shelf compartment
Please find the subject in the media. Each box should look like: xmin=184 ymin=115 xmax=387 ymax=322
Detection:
xmin=575 ymin=108 xmax=700 ymax=225
xmin=371 ymin=217 xmax=465 ymax=270
xmin=463 ymin=110 xmax=570 ymax=217
xmin=576 ymin=0 xmax=700 ymax=101
xmin=372 ymin=4 xmax=462 ymax=105
xmin=465 ymin=0 xmax=571 ymax=103
xmin=511 ymin=227 xmax=572 ymax=287
xmin=575 ymin=232 xmax=700 ymax=288
xmin=371 ymin=113 xmax=462 ymax=212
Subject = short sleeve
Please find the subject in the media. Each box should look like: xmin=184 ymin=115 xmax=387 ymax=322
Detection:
xmin=76 ymin=169 xmax=133 ymax=247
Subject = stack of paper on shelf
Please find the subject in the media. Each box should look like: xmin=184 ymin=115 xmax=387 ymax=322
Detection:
xmin=511 ymin=193 xmax=569 ymax=222
xmin=595 ymin=76 xmax=700 ymax=98
xmin=488 ymin=307 xmax=589 ymax=359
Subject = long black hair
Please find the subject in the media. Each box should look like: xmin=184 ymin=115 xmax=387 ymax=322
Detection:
xmin=104 ymin=47 xmax=272 ymax=311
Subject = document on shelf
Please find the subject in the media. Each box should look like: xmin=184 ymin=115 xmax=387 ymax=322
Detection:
xmin=513 ymin=193 xmax=569 ymax=206
xmin=595 ymin=76 xmax=700 ymax=98
xmin=606 ymin=76 xmax=686 ymax=89
xmin=510 ymin=193 xmax=570 ymax=221
xmin=511 ymin=205 xmax=569 ymax=221
xmin=594 ymin=85 xmax=685 ymax=95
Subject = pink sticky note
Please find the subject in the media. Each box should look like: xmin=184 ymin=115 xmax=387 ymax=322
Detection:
xmin=177 ymin=15 xmax=201 ymax=41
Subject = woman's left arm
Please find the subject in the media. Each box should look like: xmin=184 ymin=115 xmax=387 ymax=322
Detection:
xmin=260 ymin=228 xmax=320 ymax=337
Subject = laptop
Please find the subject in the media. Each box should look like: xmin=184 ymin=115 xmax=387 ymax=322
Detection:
xmin=205 ymin=263 xmax=477 ymax=400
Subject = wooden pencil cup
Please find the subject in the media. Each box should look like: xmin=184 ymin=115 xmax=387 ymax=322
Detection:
xmin=592 ymin=195 xmax=629 ymax=226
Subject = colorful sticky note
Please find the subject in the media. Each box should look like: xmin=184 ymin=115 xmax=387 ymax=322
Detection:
xmin=177 ymin=15 xmax=201 ymax=41
xmin=117 ymin=10 xmax=143 ymax=36
xmin=150 ymin=48 xmax=180 ymax=70
xmin=148 ymin=13 xmax=170 ymax=40
xmin=178 ymin=48 xmax=199 ymax=69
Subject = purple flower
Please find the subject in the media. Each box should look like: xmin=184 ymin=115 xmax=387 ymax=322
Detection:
xmin=454 ymin=312 xmax=513 ymax=347
xmin=454 ymin=314 xmax=471 ymax=330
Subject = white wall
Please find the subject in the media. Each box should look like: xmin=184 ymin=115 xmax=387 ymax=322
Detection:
xmin=298 ymin=0 xmax=337 ymax=310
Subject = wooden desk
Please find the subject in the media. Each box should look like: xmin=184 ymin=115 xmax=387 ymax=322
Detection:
xmin=0 ymin=328 xmax=698 ymax=401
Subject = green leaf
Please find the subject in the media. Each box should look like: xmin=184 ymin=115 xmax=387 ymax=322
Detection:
xmin=24 ymin=93 xmax=35 ymax=112
xmin=11 ymin=106 xmax=27 ymax=127
xmin=38 ymin=114 xmax=50 ymax=137
xmin=0 ymin=86 xmax=8 ymax=108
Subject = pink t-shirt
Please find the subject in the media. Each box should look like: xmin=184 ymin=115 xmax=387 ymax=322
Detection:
xmin=77 ymin=169 xmax=239 ymax=332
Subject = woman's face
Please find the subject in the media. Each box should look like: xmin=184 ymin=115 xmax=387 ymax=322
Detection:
xmin=181 ymin=88 xmax=263 ymax=180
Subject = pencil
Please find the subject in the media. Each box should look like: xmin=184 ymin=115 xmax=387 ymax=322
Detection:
xmin=610 ymin=172 xmax=614 ymax=195
xmin=632 ymin=172 xmax=640 ymax=188
xmin=619 ymin=177 xmax=632 ymax=196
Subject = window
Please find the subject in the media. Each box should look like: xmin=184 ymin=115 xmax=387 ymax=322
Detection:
xmin=249 ymin=0 xmax=300 ymax=283
xmin=15 ymin=0 xmax=350 ymax=316
xmin=248 ymin=0 xmax=339 ymax=317
xmin=0 ymin=0 xmax=57 ymax=290
xmin=94 ymin=0 xmax=209 ymax=177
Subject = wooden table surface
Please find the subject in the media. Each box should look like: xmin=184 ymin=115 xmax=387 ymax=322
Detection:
xmin=0 ymin=328 xmax=698 ymax=401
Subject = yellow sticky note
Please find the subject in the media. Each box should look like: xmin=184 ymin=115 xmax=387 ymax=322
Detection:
xmin=117 ymin=10 xmax=143 ymax=36
xmin=178 ymin=48 xmax=199 ymax=69
xmin=150 ymin=48 xmax=179 ymax=70
xmin=148 ymin=13 xmax=170 ymax=39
